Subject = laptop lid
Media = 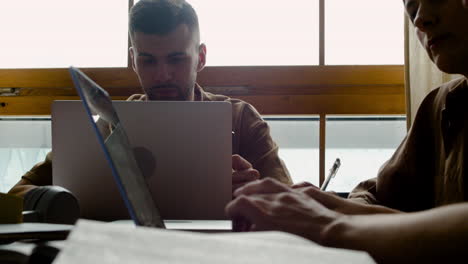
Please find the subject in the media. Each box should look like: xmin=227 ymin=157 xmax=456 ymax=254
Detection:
xmin=68 ymin=66 xmax=165 ymax=228
xmin=62 ymin=67 xmax=232 ymax=227
xmin=52 ymin=101 xmax=232 ymax=221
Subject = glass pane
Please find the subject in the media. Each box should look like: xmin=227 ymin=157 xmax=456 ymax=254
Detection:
xmin=194 ymin=0 xmax=319 ymax=66
xmin=325 ymin=116 xmax=407 ymax=192
xmin=325 ymin=0 xmax=404 ymax=65
xmin=196 ymin=0 xmax=320 ymax=66
xmin=265 ymin=116 xmax=320 ymax=186
xmin=0 ymin=117 xmax=51 ymax=192
xmin=0 ymin=1 xmax=128 ymax=69
xmin=134 ymin=0 xmax=319 ymax=66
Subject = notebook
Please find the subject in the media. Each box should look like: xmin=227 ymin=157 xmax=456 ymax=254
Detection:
xmin=66 ymin=67 xmax=232 ymax=231
xmin=53 ymin=219 xmax=376 ymax=264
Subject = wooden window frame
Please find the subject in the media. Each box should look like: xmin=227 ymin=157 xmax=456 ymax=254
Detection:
xmin=0 ymin=65 xmax=405 ymax=116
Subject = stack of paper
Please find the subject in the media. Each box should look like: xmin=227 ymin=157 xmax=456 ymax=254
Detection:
xmin=54 ymin=220 xmax=375 ymax=264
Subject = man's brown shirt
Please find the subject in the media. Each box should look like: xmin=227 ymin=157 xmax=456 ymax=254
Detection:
xmin=349 ymin=78 xmax=468 ymax=211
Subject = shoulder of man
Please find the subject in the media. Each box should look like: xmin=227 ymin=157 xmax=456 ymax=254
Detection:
xmin=439 ymin=76 xmax=467 ymax=92
xmin=200 ymin=88 xmax=268 ymax=148
xmin=200 ymin=88 xmax=262 ymax=120
xmin=430 ymin=76 xmax=467 ymax=102
xmin=416 ymin=77 xmax=467 ymax=119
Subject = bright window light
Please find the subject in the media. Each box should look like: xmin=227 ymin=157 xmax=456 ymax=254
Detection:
xmin=191 ymin=0 xmax=320 ymax=66
xmin=0 ymin=1 xmax=129 ymax=69
xmin=325 ymin=0 xmax=404 ymax=65
xmin=136 ymin=0 xmax=320 ymax=66
xmin=1 ymin=1 xmax=404 ymax=68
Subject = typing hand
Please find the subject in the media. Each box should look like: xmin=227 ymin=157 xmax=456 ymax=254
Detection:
xmin=297 ymin=185 xmax=400 ymax=215
xmin=291 ymin=181 xmax=319 ymax=189
xmin=230 ymin=178 xmax=292 ymax=232
xmin=232 ymin=155 xmax=260 ymax=195
xmin=228 ymin=178 xmax=372 ymax=232
xmin=226 ymin=178 xmax=341 ymax=242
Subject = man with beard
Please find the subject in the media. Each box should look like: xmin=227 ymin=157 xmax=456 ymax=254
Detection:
xmin=9 ymin=0 xmax=291 ymax=198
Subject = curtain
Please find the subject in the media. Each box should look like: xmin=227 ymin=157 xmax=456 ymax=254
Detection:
xmin=404 ymin=16 xmax=461 ymax=128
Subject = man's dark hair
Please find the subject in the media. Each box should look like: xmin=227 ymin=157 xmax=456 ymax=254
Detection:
xmin=129 ymin=0 xmax=200 ymax=43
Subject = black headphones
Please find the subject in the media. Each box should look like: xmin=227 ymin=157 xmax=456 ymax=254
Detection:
xmin=23 ymin=186 xmax=80 ymax=225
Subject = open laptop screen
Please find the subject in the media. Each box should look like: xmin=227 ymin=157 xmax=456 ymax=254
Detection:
xmin=69 ymin=67 xmax=165 ymax=228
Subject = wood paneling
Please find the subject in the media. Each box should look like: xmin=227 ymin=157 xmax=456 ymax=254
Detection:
xmin=0 ymin=65 xmax=405 ymax=115
xmin=0 ymin=92 xmax=404 ymax=116
xmin=0 ymin=66 xmax=403 ymax=89
xmin=0 ymin=68 xmax=139 ymax=90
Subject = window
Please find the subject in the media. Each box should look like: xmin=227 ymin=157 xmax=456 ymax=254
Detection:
xmin=1 ymin=0 xmax=404 ymax=68
xmin=193 ymin=0 xmax=320 ymax=66
xmin=324 ymin=116 xmax=406 ymax=191
xmin=0 ymin=1 xmax=407 ymax=188
xmin=0 ymin=117 xmax=51 ymax=192
xmin=266 ymin=116 xmax=320 ymax=186
xmin=265 ymin=116 xmax=406 ymax=190
xmin=325 ymin=0 xmax=404 ymax=65
xmin=135 ymin=0 xmax=404 ymax=66
xmin=0 ymin=0 xmax=129 ymax=68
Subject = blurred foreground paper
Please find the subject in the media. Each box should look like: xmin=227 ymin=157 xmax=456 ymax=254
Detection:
xmin=54 ymin=219 xmax=375 ymax=264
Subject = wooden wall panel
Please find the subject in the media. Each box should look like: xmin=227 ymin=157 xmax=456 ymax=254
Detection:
xmin=0 ymin=92 xmax=404 ymax=116
xmin=0 ymin=66 xmax=405 ymax=115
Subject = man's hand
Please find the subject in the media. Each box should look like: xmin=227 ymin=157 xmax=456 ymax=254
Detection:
xmin=291 ymin=181 xmax=318 ymax=189
xmin=298 ymin=185 xmax=400 ymax=215
xmin=227 ymin=178 xmax=400 ymax=235
xmin=290 ymin=182 xmax=372 ymax=214
xmin=226 ymin=178 xmax=343 ymax=244
xmin=232 ymin=155 xmax=260 ymax=195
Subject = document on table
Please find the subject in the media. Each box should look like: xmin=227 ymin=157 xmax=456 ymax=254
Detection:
xmin=54 ymin=219 xmax=375 ymax=264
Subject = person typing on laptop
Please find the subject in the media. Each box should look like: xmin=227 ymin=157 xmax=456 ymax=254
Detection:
xmin=9 ymin=0 xmax=292 ymax=199
xmin=226 ymin=1 xmax=468 ymax=263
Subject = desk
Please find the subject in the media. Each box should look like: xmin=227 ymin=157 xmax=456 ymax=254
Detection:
xmin=0 ymin=237 xmax=66 ymax=264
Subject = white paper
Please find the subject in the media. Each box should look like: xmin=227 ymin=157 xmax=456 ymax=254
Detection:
xmin=53 ymin=219 xmax=375 ymax=264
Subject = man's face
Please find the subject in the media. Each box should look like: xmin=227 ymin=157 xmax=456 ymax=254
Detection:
xmin=130 ymin=24 xmax=206 ymax=101
xmin=404 ymin=0 xmax=468 ymax=75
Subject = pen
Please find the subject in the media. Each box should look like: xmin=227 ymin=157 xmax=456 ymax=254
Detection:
xmin=321 ymin=158 xmax=341 ymax=191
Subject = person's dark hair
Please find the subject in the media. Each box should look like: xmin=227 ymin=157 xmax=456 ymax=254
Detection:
xmin=129 ymin=0 xmax=199 ymax=43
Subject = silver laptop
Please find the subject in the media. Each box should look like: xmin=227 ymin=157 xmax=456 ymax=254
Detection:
xmin=52 ymin=67 xmax=232 ymax=231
